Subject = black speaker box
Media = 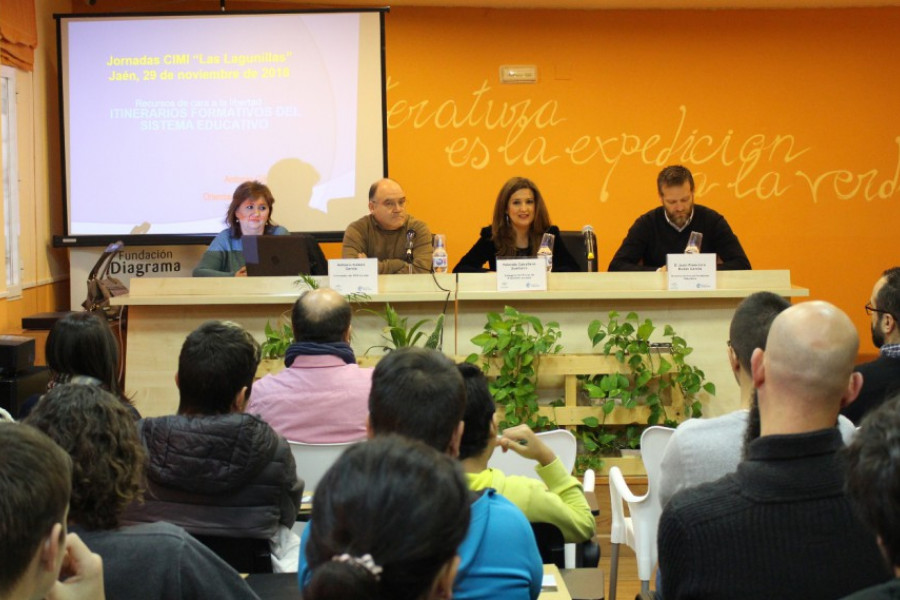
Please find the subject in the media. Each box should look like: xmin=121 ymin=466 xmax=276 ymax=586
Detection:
xmin=0 ymin=336 xmax=35 ymax=376
xmin=0 ymin=366 xmax=50 ymax=417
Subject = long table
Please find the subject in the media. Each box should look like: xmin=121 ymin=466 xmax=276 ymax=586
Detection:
xmin=114 ymin=271 xmax=807 ymax=417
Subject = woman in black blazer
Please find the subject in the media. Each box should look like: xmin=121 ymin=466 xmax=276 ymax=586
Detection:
xmin=453 ymin=176 xmax=580 ymax=273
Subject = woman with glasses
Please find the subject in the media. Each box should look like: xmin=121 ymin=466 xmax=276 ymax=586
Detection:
xmin=193 ymin=180 xmax=289 ymax=277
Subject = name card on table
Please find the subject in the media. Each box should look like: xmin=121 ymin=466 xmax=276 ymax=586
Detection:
xmin=666 ymin=253 xmax=716 ymax=290
xmin=496 ymin=258 xmax=547 ymax=291
xmin=328 ymin=259 xmax=378 ymax=295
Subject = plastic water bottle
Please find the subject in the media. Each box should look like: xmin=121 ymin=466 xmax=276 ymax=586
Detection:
xmin=685 ymin=231 xmax=703 ymax=254
xmin=432 ymin=234 xmax=448 ymax=273
xmin=537 ymin=232 xmax=554 ymax=272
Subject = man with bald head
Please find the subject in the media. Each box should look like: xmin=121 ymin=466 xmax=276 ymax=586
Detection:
xmin=658 ymin=301 xmax=892 ymax=600
xmin=248 ymin=288 xmax=371 ymax=442
xmin=341 ymin=178 xmax=434 ymax=274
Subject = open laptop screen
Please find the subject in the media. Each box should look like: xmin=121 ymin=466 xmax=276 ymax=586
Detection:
xmin=243 ymin=234 xmax=326 ymax=277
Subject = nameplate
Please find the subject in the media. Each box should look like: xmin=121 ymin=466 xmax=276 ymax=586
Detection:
xmin=328 ymin=259 xmax=378 ymax=294
xmin=496 ymin=258 xmax=547 ymax=291
xmin=667 ymin=253 xmax=716 ymax=290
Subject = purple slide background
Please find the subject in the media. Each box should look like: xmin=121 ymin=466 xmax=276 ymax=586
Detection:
xmin=64 ymin=13 xmax=361 ymax=234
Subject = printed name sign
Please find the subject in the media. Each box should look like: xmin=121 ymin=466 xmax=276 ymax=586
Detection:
xmin=496 ymin=258 xmax=547 ymax=291
xmin=667 ymin=254 xmax=716 ymax=290
xmin=328 ymin=259 xmax=378 ymax=294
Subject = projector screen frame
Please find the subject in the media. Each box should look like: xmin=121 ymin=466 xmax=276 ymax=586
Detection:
xmin=53 ymin=8 xmax=389 ymax=249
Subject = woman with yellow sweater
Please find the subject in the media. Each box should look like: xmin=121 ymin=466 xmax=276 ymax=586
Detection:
xmin=457 ymin=363 xmax=596 ymax=543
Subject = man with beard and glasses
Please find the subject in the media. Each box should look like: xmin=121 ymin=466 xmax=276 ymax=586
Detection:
xmin=658 ymin=301 xmax=892 ymax=600
xmin=842 ymin=267 xmax=900 ymax=425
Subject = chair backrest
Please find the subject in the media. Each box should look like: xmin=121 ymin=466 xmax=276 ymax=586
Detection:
xmin=640 ymin=425 xmax=675 ymax=502
xmin=558 ymin=230 xmax=589 ymax=272
xmin=193 ymin=535 xmax=272 ymax=574
xmin=288 ymin=440 xmax=361 ymax=492
xmin=488 ymin=429 xmax=577 ymax=479
xmin=530 ymin=522 xmax=567 ymax=568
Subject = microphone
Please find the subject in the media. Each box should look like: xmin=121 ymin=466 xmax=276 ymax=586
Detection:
xmin=405 ymin=229 xmax=416 ymax=263
xmin=581 ymin=225 xmax=598 ymax=272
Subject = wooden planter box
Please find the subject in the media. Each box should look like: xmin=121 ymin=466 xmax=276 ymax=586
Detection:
xmin=480 ymin=353 xmax=688 ymax=427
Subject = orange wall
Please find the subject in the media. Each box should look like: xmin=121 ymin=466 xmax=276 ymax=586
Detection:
xmin=382 ymin=7 xmax=899 ymax=358
xmin=58 ymin=4 xmax=900 ymax=357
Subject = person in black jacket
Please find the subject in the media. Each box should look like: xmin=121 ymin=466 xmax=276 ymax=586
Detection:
xmin=608 ymin=165 xmax=751 ymax=272
xmin=121 ymin=320 xmax=302 ymax=573
xmin=453 ymin=176 xmax=579 ymax=273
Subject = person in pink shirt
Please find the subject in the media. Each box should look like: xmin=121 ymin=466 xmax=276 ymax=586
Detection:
xmin=248 ymin=288 xmax=371 ymax=443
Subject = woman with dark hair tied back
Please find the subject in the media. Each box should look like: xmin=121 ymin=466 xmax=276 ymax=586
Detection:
xmin=453 ymin=176 xmax=580 ymax=273
xmin=18 ymin=311 xmax=138 ymax=419
xmin=303 ymin=435 xmax=471 ymax=600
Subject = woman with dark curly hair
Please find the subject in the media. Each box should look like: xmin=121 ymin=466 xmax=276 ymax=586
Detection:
xmin=25 ymin=384 xmax=258 ymax=600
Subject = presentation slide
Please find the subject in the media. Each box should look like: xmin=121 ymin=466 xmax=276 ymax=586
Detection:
xmin=58 ymin=11 xmax=386 ymax=239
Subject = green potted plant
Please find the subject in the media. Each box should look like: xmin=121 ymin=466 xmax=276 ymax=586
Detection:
xmin=576 ymin=310 xmax=715 ymax=469
xmin=363 ymin=303 xmax=445 ymax=354
xmin=466 ymin=306 xmax=563 ymax=430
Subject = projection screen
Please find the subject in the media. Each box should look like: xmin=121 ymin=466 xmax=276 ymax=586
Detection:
xmin=56 ymin=10 xmax=387 ymax=246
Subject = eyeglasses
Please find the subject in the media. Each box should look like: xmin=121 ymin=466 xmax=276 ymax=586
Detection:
xmin=865 ymin=303 xmax=891 ymax=317
xmin=378 ymin=199 xmax=407 ymax=210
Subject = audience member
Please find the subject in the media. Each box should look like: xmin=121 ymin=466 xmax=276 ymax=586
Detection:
xmin=121 ymin=320 xmax=302 ymax=573
xmin=841 ymin=394 xmax=900 ymax=599
xmin=26 ymin=384 xmax=258 ymax=599
xmin=19 ymin=311 xmax=137 ymax=420
xmin=659 ymin=292 xmax=856 ymax=507
xmin=842 ymin=267 xmax=900 ymax=424
xmin=659 ymin=301 xmax=892 ymax=599
xmin=608 ymin=165 xmax=751 ymax=272
xmin=457 ymin=362 xmax=594 ymax=543
xmin=303 ymin=435 xmax=470 ymax=600
xmin=341 ymin=178 xmax=433 ymax=274
xmin=453 ymin=176 xmax=579 ymax=272
xmin=298 ymin=347 xmax=543 ymax=600
xmin=193 ymin=180 xmax=289 ymax=277
xmin=248 ymin=288 xmax=370 ymax=443
xmin=0 ymin=422 xmax=105 ymax=600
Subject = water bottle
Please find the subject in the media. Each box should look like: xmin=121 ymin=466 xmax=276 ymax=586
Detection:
xmin=432 ymin=234 xmax=448 ymax=273
xmin=536 ymin=232 xmax=554 ymax=272
xmin=685 ymin=231 xmax=703 ymax=254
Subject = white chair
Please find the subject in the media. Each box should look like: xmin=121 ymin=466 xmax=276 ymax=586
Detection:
xmin=608 ymin=425 xmax=675 ymax=600
xmin=488 ymin=428 xmax=577 ymax=478
xmin=489 ymin=429 xmax=588 ymax=568
xmin=287 ymin=440 xmax=361 ymax=493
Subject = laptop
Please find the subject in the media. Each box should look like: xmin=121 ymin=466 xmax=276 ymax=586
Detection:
xmin=243 ymin=234 xmax=322 ymax=277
